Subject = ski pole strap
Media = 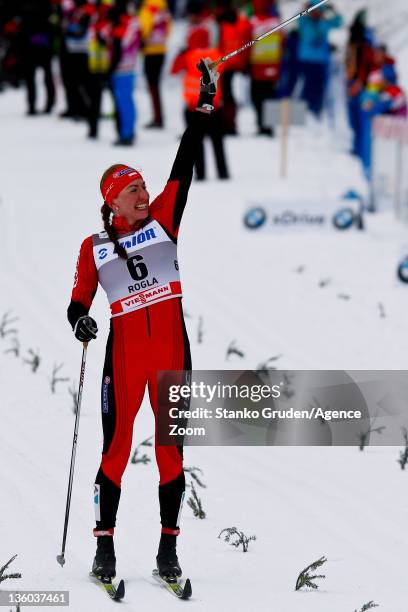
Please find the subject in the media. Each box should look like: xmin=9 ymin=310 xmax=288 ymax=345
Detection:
xmin=209 ymin=0 xmax=330 ymax=70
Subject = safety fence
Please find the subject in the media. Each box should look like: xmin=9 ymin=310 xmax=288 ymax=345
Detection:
xmin=372 ymin=115 xmax=408 ymax=221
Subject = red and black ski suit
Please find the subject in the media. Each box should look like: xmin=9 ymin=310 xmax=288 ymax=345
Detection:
xmin=67 ymin=113 xmax=207 ymax=538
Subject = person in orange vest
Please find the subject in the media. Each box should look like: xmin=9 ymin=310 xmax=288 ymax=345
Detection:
xmin=171 ymin=30 xmax=229 ymax=179
xmin=250 ymin=0 xmax=284 ymax=136
xmin=139 ymin=0 xmax=171 ymax=128
xmin=216 ymin=0 xmax=252 ymax=135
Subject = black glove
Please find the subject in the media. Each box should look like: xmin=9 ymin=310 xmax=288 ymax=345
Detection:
xmin=74 ymin=315 xmax=98 ymax=342
xmin=197 ymin=57 xmax=219 ymax=112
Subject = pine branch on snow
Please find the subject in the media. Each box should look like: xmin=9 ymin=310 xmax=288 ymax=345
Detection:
xmin=226 ymin=340 xmax=245 ymax=360
xmin=4 ymin=337 xmax=20 ymax=357
xmin=358 ymin=417 xmax=385 ymax=451
xmin=197 ymin=316 xmax=204 ymax=344
xmin=140 ymin=435 xmax=153 ymax=447
xmin=49 ymin=363 xmax=69 ymax=393
xmin=354 ymin=601 xmax=379 ymax=611
xmin=68 ymin=381 xmax=78 ymax=414
xmin=318 ymin=278 xmax=331 ymax=288
xmin=23 ymin=348 xmax=40 ymax=373
xmin=187 ymin=481 xmax=206 ymax=518
xmin=131 ymin=435 xmax=153 ymax=464
xmin=184 ymin=466 xmax=206 ymax=488
xmin=0 ymin=311 xmax=18 ymax=339
xmin=295 ymin=556 xmax=327 ymax=591
xmin=131 ymin=451 xmax=150 ymax=465
xmin=0 ymin=554 xmax=22 ymax=583
xmin=218 ymin=527 xmax=256 ymax=553
xmin=255 ymin=355 xmax=282 ymax=374
xmin=397 ymin=427 xmax=408 ymax=470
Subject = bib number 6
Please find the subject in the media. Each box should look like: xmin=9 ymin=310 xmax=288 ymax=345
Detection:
xmin=127 ymin=255 xmax=148 ymax=281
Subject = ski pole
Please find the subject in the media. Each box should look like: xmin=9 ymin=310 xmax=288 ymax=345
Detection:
xmin=56 ymin=342 xmax=88 ymax=567
xmin=209 ymin=0 xmax=330 ymax=70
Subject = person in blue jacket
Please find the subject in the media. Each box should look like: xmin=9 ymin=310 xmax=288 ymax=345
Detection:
xmin=297 ymin=0 xmax=342 ymax=117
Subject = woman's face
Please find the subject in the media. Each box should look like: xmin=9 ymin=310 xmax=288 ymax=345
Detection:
xmin=112 ymin=179 xmax=150 ymax=225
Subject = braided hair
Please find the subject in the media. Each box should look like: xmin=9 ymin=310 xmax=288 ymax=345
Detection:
xmin=100 ymin=165 xmax=128 ymax=260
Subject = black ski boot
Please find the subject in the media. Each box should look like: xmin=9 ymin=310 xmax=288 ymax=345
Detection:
xmin=156 ymin=534 xmax=182 ymax=582
xmin=92 ymin=535 xmax=116 ymax=579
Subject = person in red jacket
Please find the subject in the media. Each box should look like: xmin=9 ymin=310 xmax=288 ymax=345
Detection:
xmin=216 ymin=0 xmax=251 ymax=135
xmin=68 ymin=58 xmax=220 ymax=583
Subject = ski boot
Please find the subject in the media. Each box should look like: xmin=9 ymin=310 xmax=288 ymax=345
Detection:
xmin=156 ymin=534 xmax=182 ymax=582
xmin=92 ymin=535 xmax=116 ymax=579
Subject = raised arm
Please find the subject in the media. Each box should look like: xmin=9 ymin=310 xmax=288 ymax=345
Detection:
xmin=149 ymin=59 xmax=219 ymax=239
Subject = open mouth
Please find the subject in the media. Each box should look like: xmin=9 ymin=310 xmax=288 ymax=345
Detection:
xmin=135 ymin=204 xmax=148 ymax=210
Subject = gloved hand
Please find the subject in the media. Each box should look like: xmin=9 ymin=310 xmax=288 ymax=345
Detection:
xmin=74 ymin=315 xmax=98 ymax=342
xmin=197 ymin=57 xmax=220 ymax=111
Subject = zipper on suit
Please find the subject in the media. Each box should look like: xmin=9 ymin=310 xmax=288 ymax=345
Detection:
xmin=146 ymin=307 xmax=151 ymax=337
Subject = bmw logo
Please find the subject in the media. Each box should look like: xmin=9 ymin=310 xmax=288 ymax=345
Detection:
xmin=397 ymin=258 xmax=408 ymax=283
xmin=244 ymin=207 xmax=267 ymax=229
xmin=333 ymin=207 xmax=355 ymax=230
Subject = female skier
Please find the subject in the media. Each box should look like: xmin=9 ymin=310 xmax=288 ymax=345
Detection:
xmin=67 ymin=59 xmax=219 ymax=582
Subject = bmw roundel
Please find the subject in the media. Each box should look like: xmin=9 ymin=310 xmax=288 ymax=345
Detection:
xmin=244 ymin=207 xmax=267 ymax=229
xmin=332 ymin=207 xmax=355 ymax=230
xmin=397 ymin=258 xmax=408 ymax=283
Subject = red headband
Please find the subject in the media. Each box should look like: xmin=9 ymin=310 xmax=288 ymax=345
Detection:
xmin=101 ymin=165 xmax=144 ymax=205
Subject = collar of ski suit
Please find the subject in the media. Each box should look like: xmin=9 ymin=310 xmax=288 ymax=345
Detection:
xmin=112 ymin=215 xmax=146 ymax=234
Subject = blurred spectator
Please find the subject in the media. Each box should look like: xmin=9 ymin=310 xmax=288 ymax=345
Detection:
xmin=215 ymin=0 xmax=251 ymax=135
xmin=185 ymin=0 xmax=215 ymax=53
xmin=0 ymin=15 xmax=23 ymax=88
xmin=18 ymin=0 xmax=56 ymax=115
xmin=358 ymin=52 xmax=407 ymax=176
xmin=59 ymin=0 xmax=93 ymax=119
xmin=139 ymin=0 xmax=171 ymax=128
xmin=249 ymin=0 xmax=284 ymax=136
xmin=278 ymin=28 xmax=299 ymax=98
xmin=87 ymin=1 xmax=111 ymax=138
xmin=171 ymin=29 xmax=229 ymax=179
xmin=345 ymin=9 xmax=375 ymax=154
xmin=297 ymin=0 xmax=342 ymax=117
xmin=108 ymin=0 xmax=141 ymax=145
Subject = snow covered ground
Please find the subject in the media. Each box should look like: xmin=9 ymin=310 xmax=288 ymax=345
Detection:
xmin=1 ymin=5 xmax=408 ymax=611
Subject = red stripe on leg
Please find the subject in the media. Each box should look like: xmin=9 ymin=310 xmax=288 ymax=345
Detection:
xmin=161 ymin=527 xmax=180 ymax=536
